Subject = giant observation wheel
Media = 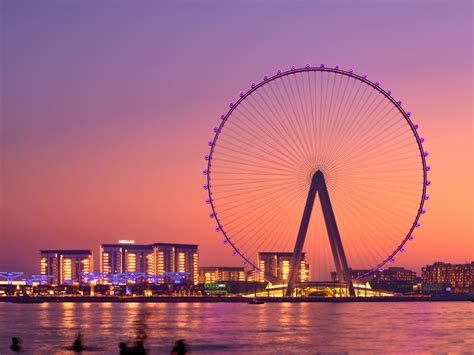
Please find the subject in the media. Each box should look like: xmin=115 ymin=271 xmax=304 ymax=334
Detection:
xmin=203 ymin=64 xmax=430 ymax=294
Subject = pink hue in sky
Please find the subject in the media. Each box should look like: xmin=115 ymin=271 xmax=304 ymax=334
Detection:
xmin=1 ymin=0 xmax=472 ymax=276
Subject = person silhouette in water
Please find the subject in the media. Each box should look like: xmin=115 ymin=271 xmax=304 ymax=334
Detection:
xmin=72 ymin=332 xmax=85 ymax=352
xmin=10 ymin=337 xmax=22 ymax=352
xmin=171 ymin=339 xmax=187 ymax=355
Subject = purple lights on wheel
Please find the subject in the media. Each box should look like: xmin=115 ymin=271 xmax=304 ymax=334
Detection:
xmin=204 ymin=63 xmax=429 ymax=281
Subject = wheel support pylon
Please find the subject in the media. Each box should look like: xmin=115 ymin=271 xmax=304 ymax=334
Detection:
xmin=286 ymin=170 xmax=355 ymax=297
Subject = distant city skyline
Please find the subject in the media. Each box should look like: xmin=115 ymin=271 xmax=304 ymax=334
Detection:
xmin=2 ymin=237 xmax=472 ymax=280
xmin=1 ymin=1 xmax=473 ymax=276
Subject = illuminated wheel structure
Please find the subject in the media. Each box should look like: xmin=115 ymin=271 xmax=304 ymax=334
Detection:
xmin=203 ymin=64 xmax=430 ymax=296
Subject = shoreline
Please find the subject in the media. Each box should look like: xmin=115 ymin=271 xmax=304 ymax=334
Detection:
xmin=1 ymin=295 xmax=472 ymax=303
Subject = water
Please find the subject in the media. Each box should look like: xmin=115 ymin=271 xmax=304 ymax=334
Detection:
xmin=0 ymin=302 xmax=472 ymax=354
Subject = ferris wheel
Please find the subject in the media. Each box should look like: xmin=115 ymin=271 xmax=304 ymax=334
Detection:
xmin=203 ymin=64 xmax=429 ymax=295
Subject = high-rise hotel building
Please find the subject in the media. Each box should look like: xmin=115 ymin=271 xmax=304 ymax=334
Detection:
xmin=258 ymin=252 xmax=310 ymax=283
xmin=40 ymin=250 xmax=92 ymax=285
xmin=422 ymin=262 xmax=473 ymax=293
xmin=100 ymin=241 xmax=199 ymax=284
xmin=151 ymin=243 xmax=199 ymax=284
xmin=100 ymin=241 xmax=154 ymax=275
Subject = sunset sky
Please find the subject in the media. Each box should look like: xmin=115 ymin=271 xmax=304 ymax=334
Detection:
xmin=1 ymin=0 xmax=472 ymax=276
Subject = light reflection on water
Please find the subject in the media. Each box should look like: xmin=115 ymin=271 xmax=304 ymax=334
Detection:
xmin=0 ymin=302 xmax=472 ymax=353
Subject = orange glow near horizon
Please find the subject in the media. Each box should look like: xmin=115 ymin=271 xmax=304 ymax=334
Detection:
xmin=0 ymin=1 xmax=472 ymax=276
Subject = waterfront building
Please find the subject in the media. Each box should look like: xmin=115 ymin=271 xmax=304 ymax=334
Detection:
xmin=40 ymin=250 xmax=92 ymax=285
xmin=331 ymin=267 xmax=416 ymax=282
xmin=376 ymin=267 xmax=416 ymax=282
xmin=198 ymin=266 xmax=246 ymax=284
xmin=100 ymin=241 xmax=153 ymax=274
xmin=100 ymin=241 xmax=199 ymax=285
xmin=257 ymin=252 xmax=309 ymax=283
xmin=152 ymin=243 xmax=199 ymax=285
xmin=421 ymin=262 xmax=473 ymax=293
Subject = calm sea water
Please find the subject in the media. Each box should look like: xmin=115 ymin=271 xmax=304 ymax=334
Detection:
xmin=0 ymin=302 xmax=472 ymax=354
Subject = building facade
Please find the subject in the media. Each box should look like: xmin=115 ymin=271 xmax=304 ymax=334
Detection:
xmin=258 ymin=252 xmax=309 ymax=283
xmin=422 ymin=262 xmax=473 ymax=293
xmin=152 ymin=243 xmax=199 ymax=285
xmin=40 ymin=250 xmax=92 ymax=285
xmin=198 ymin=266 xmax=246 ymax=284
xmin=100 ymin=242 xmax=153 ymax=275
xmin=100 ymin=241 xmax=199 ymax=285
xmin=375 ymin=267 xmax=416 ymax=282
xmin=331 ymin=267 xmax=416 ymax=282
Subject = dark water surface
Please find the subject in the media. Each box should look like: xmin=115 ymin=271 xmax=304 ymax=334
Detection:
xmin=0 ymin=302 xmax=472 ymax=354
